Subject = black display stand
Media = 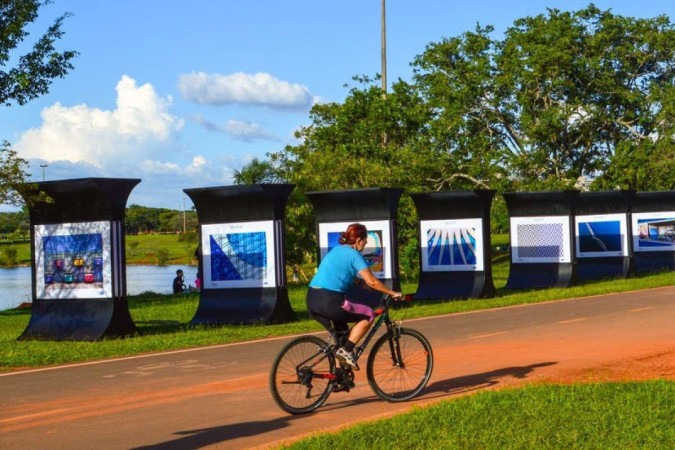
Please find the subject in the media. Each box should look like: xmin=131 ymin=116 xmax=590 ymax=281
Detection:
xmin=18 ymin=178 xmax=140 ymax=341
xmin=306 ymin=188 xmax=403 ymax=302
xmin=411 ymin=190 xmax=495 ymax=300
xmin=574 ymin=191 xmax=633 ymax=282
xmin=504 ymin=191 xmax=578 ymax=290
xmin=184 ymin=184 xmax=296 ymax=324
xmin=629 ymin=190 xmax=675 ymax=273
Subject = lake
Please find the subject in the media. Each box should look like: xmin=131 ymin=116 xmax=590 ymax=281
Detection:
xmin=0 ymin=265 xmax=199 ymax=311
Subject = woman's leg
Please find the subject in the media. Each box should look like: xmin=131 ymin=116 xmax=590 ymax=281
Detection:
xmin=346 ymin=319 xmax=370 ymax=348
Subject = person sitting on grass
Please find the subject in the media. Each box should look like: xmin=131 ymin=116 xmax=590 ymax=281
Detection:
xmin=172 ymin=269 xmax=186 ymax=294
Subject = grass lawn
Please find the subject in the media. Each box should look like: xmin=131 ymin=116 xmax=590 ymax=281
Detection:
xmin=283 ymin=381 xmax=675 ymax=449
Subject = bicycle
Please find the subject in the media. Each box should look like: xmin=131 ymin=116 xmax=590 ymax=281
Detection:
xmin=269 ymin=293 xmax=433 ymax=414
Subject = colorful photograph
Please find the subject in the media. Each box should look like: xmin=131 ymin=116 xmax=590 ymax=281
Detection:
xmin=318 ymin=220 xmax=392 ymax=279
xmin=632 ymin=212 xmax=675 ymax=252
xmin=34 ymin=221 xmax=112 ymax=299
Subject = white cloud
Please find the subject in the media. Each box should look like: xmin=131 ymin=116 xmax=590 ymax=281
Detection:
xmin=224 ymin=119 xmax=280 ymax=142
xmin=178 ymin=71 xmax=314 ymax=110
xmin=190 ymin=115 xmax=280 ymax=142
xmin=15 ymin=75 xmax=184 ymax=167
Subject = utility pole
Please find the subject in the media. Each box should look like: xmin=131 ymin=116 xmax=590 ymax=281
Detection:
xmin=381 ymin=0 xmax=388 ymax=147
xmin=381 ymin=0 xmax=387 ymax=98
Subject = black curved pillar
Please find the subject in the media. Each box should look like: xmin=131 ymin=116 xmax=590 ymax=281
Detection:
xmin=574 ymin=191 xmax=633 ymax=282
xmin=185 ymin=184 xmax=296 ymax=324
xmin=18 ymin=178 xmax=140 ymax=341
xmin=629 ymin=190 xmax=675 ymax=273
xmin=306 ymin=188 xmax=403 ymax=302
xmin=504 ymin=191 xmax=578 ymax=290
xmin=411 ymin=190 xmax=495 ymax=300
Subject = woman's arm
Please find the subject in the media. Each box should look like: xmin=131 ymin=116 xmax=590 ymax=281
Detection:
xmin=358 ymin=268 xmax=401 ymax=298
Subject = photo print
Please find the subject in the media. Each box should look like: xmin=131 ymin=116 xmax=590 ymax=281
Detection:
xmin=420 ymin=218 xmax=484 ymax=272
xmin=34 ymin=221 xmax=113 ymax=299
xmin=575 ymin=213 xmax=628 ymax=258
xmin=510 ymin=216 xmax=572 ymax=263
xmin=632 ymin=212 xmax=675 ymax=252
xmin=201 ymin=220 xmax=277 ymax=289
xmin=318 ymin=220 xmax=392 ymax=278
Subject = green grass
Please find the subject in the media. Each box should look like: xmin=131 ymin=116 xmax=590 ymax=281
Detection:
xmin=283 ymin=381 xmax=675 ymax=449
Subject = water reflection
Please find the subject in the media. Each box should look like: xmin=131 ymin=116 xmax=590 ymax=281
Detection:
xmin=0 ymin=265 xmax=198 ymax=311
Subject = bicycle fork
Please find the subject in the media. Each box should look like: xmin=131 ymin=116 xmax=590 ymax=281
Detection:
xmin=387 ymin=325 xmax=405 ymax=368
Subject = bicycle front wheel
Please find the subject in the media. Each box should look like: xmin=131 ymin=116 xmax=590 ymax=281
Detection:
xmin=270 ymin=335 xmax=336 ymax=414
xmin=367 ymin=328 xmax=433 ymax=402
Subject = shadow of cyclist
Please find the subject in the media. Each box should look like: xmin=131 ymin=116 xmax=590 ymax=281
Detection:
xmin=421 ymin=361 xmax=558 ymax=398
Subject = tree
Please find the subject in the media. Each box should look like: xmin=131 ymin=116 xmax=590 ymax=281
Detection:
xmin=0 ymin=0 xmax=78 ymax=205
xmin=0 ymin=141 xmax=29 ymax=206
xmin=232 ymin=157 xmax=282 ymax=185
xmin=410 ymin=5 xmax=675 ymax=191
xmin=1 ymin=0 xmax=78 ymax=106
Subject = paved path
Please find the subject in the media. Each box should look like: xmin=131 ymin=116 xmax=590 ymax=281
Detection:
xmin=1 ymin=286 xmax=674 ymax=449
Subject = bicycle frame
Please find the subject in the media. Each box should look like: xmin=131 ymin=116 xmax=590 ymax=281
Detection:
xmin=285 ymin=296 xmax=404 ymax=387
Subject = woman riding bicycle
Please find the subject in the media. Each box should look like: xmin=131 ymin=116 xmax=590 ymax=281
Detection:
xmin=306 ymin=223 xmax=402 ymax=370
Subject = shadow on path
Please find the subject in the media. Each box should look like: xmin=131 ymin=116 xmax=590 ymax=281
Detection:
xmin=132 ymin=361 xmax=557 ymax=449
xmin=423 ymin=361 xmax=558 ymax=398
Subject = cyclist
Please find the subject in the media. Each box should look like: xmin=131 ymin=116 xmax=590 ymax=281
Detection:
xmin=306 ymin=223 xmax=402 ymax=370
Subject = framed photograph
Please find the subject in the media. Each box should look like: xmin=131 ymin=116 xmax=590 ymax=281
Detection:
xmin=420 ymin=218 xmax=484 ymax=272
xmin=201 ymin=220 xmax=277 ymax=289
xmin=575 ymin=213 xmax=628 ymax=258
xmin=34 ymin=221 xmax=113 ymax=299
xmin=632 ymin=211 xmax=675 ymax=252
xmin=318 ymin=220 xmax=392 ymax=279
xmin=510 ymin=216 xmax=571 ymax=263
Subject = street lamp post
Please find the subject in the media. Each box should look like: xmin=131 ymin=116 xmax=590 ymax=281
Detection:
xmin=182 ymin=197 xmax=187 ymax=234
xmin=39 ymin=164 xmax=48 ymax=182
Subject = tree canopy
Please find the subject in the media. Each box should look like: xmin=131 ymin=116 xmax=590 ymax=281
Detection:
xmin=266 ymin=4 xmax=675 ymax=268
xmin=0 ymin=0 xmax=78 ymax=206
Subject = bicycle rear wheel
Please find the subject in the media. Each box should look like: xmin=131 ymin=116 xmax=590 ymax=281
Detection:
xmin=270 ymin=335 xmax=336 ymax=414
xmin=366 ymin=328 xmax=433 ymax=402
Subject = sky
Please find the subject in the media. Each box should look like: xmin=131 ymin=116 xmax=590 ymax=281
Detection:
xmin=2 ymin=0 xmax=673 ymax=212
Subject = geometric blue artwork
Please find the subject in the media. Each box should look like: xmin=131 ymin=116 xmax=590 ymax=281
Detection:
xmin=510 ymin=216 xmax=571 ymax=263
xmin=209 ymin=232 xmax=267 ymax=281
xmin=420 ymin=218 xmax=484 ymax=271
xmin=426 ymin=227 xmax=477 ymax=266
xmin=201 ymin=220 xmax=277 ymax=289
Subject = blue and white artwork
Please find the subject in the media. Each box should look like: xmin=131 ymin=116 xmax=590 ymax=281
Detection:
xmin=420 ymin=219 xmax=484 ymax=272
xmin=632 ymin=211 xmax=675 ymax=252
xmin=510 ymin=216 xmax=572 ymax=263
xmin=34 ymin=221 xmax=112 ymax=299
xmin=575 ymin=213 xmax=627 ymax=258
xmin=201 ymin=221 xmax=276 ymax=288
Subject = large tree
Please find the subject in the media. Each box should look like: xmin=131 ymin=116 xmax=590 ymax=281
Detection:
xmin=0 ymin=0 xmax=78 ymax=206
xmin=411 ymin=4 xmax=675 ymax=191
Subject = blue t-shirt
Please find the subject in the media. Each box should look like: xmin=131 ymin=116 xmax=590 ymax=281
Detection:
xmin=309 ymin=245 xmax=369 ymax=293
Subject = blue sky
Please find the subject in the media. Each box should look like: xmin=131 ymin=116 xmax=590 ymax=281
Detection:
xmin=2 ymin=0 xmax=673 ymax=212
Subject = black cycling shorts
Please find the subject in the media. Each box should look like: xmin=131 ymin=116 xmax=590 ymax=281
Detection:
xmin=306 ymin=287 xmax=373 ymax=332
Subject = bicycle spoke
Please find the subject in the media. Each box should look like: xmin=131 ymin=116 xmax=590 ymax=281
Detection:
xmin=270 ymin=336 xmax=336 ymax=414
xmin=367 ymin=328 xmax=433 ymax=402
